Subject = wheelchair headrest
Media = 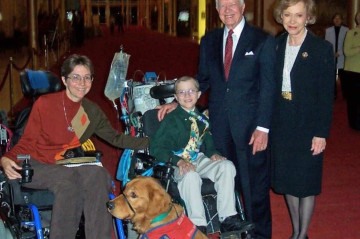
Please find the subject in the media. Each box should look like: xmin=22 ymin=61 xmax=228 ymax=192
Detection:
xmin=20 ymin=69 xmax=62 ymax=98
xmin=150 ymin=83 xmax=175 ymax=99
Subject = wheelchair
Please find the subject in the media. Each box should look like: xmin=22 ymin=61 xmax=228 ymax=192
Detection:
xmin=0 ymin=69 xmax=126 ymax=239
xmin=123 ymin=82 xmax=255 ymax=238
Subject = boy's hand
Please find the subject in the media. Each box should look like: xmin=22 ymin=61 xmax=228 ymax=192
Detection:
xmin=210 ymin=154 xmax=226 ymax=161
xmin=177 ymin=159 xmax=195 ymax=175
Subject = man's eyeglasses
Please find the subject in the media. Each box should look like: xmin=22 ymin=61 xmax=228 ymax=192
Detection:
xmin=176 ymin=89 xmax=198 ymax=97
xmin=67 ymin=74 xmax=93 ymax=84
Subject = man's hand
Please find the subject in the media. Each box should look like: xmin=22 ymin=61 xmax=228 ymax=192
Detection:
xmin=311 ymin=137 xmax=326 ymax=155
xmin=156 ymin=102 xmax=178 ymax=121
xmin=249 ymin=130 xmax=268 ymax=155
xmin=0 ymin=156 xmax=22 ymax=180
xmin=177 ymin=159 xmax=195 ymax=175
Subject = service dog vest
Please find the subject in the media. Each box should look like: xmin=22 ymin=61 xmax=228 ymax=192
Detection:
xmin=140 ymin=213 xmax=198 ymax=239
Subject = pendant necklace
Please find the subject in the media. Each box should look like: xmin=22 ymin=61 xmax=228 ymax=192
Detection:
xmin=62 ymin=92 xmax=74 ymax=132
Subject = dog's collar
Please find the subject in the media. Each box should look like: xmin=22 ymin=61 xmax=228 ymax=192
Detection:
xmin=150 ymin=204 xmax=173 ymax=224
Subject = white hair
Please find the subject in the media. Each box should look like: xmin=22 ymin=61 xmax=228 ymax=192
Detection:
xmin=215 ymin=0 xmax=244 ymax=9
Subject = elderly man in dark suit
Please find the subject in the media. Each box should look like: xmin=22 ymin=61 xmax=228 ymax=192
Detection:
xmin=158 ymin=0 xmax=276 ymax=238
xmin=197 ymin=0 xmax=276 ymax=238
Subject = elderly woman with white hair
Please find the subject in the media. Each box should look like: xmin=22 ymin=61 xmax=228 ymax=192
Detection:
xmin=271 ymin=0 xmax=334 ymax=239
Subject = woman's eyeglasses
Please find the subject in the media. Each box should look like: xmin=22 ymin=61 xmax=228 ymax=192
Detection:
xmin=67 ymin=74 xmax=93 ymax=84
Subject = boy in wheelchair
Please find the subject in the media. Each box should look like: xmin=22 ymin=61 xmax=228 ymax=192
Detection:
xmin=0 ymin=54 xmax=148 ymax=239
xmin=150 ymin=76 xmax=245 ymax=235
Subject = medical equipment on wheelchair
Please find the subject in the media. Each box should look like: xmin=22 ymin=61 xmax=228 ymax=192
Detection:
xmin=104 ymin=46 xmax=175 ymax=117
xmin=104 ymin=46 xmax=131 ymax=105
xmin=132 ymin=83 xmax=159 ymax=115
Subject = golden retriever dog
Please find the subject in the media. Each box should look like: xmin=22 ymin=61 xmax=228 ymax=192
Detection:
xmin=107 ymin=176 xmax=208 ymax=239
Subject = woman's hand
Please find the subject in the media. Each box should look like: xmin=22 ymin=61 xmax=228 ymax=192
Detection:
xmin=311 ymin=137 xmax=326 ymax=155
xmin=177 ymin=159 xmax=195 ymax=175
xmin=0 ymin=156 xmax=22 ymax=180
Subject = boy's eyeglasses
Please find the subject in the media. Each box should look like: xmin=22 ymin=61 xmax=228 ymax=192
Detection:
xmin=176 ymin=89 xmax=198 ymax=97
xmin=67 ymin=74 xmax=93 ymax=84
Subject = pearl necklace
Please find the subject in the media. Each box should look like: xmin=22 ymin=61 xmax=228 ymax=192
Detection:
xmin=62 ymin=92 xmax=74 ymax=132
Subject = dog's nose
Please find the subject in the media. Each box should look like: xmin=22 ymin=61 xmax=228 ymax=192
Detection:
xmin=106 ymin=201 xmax=115 ymax=210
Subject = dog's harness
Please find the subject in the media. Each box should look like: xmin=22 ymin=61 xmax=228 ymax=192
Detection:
xmin=123 ymin=193 xmax=175 ymax=226
xmin=122 ymin=193 xmax=136 ymax=216
xmin=140 ymin=213 xmax=198 ymax=239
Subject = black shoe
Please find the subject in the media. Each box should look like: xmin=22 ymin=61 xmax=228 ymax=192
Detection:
xmin=220 ymin=214 xmax=255 ymax=233
xmin=197 ymin=226 xmax=207 ymax=235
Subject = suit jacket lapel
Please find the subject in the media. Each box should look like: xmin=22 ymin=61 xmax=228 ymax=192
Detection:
xmin=276 ymin=33 xmax=287 ymax=90
xmin=290 ymin=31 xmax=314 ymax=95
xmin=291 ymin=32 xmax=312 ymax=74
xmin=216 ymin=29 xmax=225 ymax=78
xmin=232 ymin=23 xmax=253 ymax=68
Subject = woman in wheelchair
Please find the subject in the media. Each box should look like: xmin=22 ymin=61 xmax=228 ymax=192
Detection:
xmin=150 ymin=76 xmax=244 ymax=235
xmin=0 ymin=54 xmax=149 ymax=239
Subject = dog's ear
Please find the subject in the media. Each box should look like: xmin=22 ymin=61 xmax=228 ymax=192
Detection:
xmin=146 ymin=178 xmax=172 ymax=217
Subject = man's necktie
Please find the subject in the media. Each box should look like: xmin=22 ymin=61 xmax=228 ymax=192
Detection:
xmin=224 ymin=29 xmax=233 ymax=80
xmin=172 ymin=111 xmax=209 ymax=162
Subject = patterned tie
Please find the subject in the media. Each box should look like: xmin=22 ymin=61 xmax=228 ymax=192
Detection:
xmin=224 ymin=29 xmax=233 ymax=80
xmin=172 ymin=111 xmax=210 ymax=162
xmin=175 ymin=116 xmax=199 ymax=162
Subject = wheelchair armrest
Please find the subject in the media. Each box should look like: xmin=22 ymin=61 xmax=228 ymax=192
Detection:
xmin=84 ymin=150 xmax=102 ymax=161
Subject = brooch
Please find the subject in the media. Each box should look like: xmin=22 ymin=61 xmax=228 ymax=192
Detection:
xmin=302 ymin=52 xmax=308 ymax=59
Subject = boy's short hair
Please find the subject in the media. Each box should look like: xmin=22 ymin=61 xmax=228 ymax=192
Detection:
xmin=174 ymin=76 xmax=199 ymax=92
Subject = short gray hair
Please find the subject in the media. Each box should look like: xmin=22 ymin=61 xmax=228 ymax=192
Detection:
xmin=215 ymin=0 xmax=244 ymax=9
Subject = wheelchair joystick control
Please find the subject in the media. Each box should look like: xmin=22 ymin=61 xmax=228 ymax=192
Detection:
xmin=17 ymin=154 xmax=34 ymax=184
